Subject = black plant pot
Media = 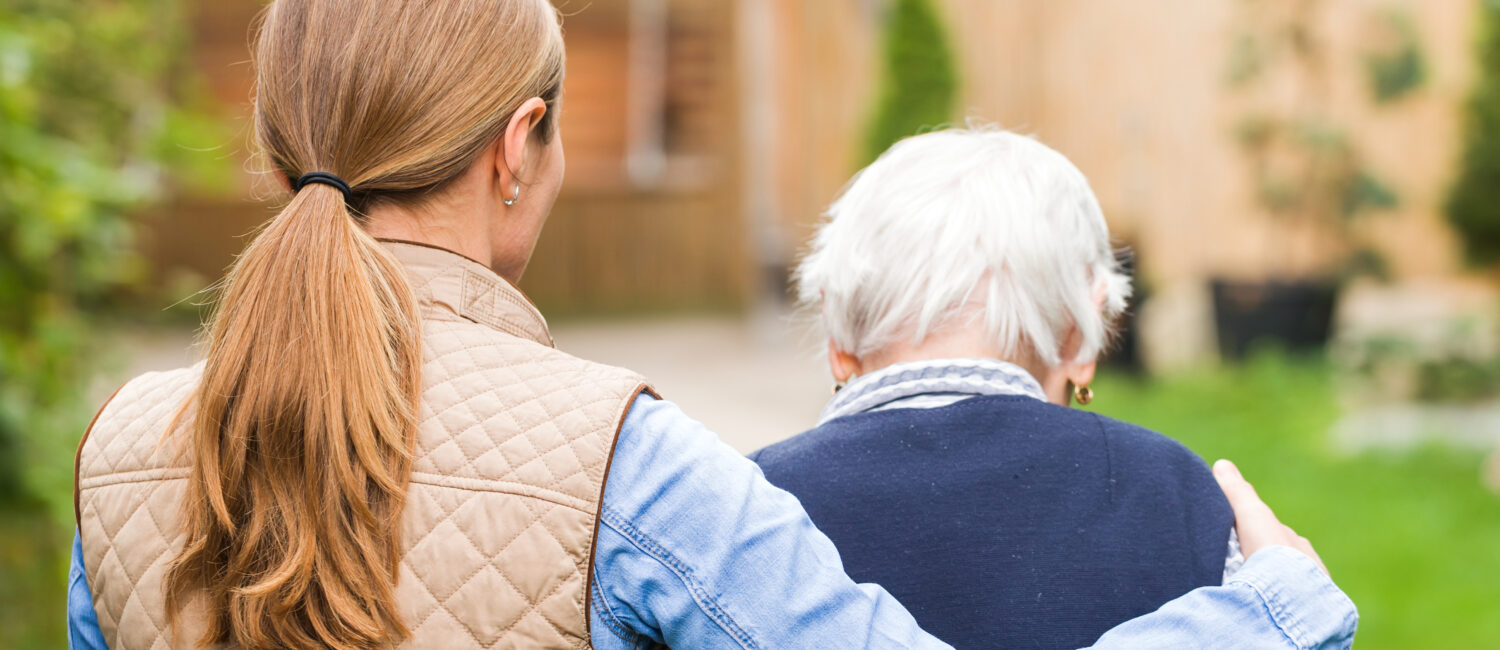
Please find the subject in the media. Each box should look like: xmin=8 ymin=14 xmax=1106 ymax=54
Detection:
xmin=1211 ymin=279 xmax=1337 ymax=360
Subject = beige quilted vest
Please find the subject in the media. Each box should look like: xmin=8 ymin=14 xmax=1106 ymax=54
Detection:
xmin=75 ymin=241 xmax=651 ymax=649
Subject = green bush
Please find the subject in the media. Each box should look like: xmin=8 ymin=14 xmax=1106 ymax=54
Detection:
xmin=1365 ymin=10 xmax=1427 ymax=103
xmin=2 ymin=3 xmax=228 ymax=644
xmin=861 ymin=0 xmax=959 ymax=166
xmin=1448 ymin=1 xmax=1500 ymax=266
xmin=0 ymin=0 xmax=219 ymax=520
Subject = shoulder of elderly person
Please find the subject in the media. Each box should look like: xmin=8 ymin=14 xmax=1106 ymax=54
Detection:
xmin=755 ymin=393 xmax=1231 ymax=527
xmin=759 ymin=392 xmax=1214 ymax=470
xmin=751 ymin=394 xmax=1235 ymax=646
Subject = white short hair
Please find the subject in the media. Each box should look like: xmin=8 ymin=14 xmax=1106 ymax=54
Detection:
xmin=797 ymin=127 xmax=1131 ymax=367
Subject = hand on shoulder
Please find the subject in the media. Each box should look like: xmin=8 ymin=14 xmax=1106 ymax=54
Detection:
xmin=1212 ymin=459 xmax=1328 ymax=575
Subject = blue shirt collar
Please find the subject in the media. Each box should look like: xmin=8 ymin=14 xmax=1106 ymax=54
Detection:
xmin=819 ymin=357 xmax=1048 ymax=425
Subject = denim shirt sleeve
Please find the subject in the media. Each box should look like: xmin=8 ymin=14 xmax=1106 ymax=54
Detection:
xmin=1088 ymin=545 xmax=1357 ymax=649
xmin=587 ymin=394 xmax=950 ymax=649
xmin=68 ymin=530 xmax=109 ymax=650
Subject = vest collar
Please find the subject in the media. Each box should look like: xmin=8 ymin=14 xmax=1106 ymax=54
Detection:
xmin=379 ymin=239 xmax=554 ymax=348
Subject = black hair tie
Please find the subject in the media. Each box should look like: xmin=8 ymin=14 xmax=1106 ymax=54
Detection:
xmin=294 ymin=171 xmax=353 ymax=202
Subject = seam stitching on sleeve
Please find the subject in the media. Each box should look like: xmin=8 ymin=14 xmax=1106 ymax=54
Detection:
xmin=600 ymin=506 xmax=760 ymax=649
xmin=590 ymin=561 xmax=639 ymax=644
xmin=1229 ymin=574 xmax=1309 ymax=649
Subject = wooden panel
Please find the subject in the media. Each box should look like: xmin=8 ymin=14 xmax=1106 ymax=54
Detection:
xmin=522 ymin=189 xmax=748 ymax=314
xmin=530 ymin=0 xmax=748 ymax=312
xmin=560 ymin=23 xmax=630 ymax=183
xmin=148 ymin=0 xmax=749 ymax=316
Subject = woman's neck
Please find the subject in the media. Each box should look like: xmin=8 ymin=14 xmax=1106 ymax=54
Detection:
xmin=364 ymin=184 xmax=495 ymax=271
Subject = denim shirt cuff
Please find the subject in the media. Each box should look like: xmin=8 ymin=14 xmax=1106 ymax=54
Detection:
xmin=1228 ymin=546 xmax=1358 ymax=649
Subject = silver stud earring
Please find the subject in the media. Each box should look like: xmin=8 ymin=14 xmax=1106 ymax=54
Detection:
xmin=502 ymin=182 xmax=520 ymax=206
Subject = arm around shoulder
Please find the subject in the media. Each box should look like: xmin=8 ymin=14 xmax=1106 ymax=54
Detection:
xmin=588 ymin=394 xmax=951 ymax=649
xmin=1087 ymin=544 xmax=1356 ymax=649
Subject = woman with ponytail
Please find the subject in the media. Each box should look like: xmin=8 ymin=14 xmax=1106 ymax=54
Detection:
xmin=67 ymin=1 xmax=1354 ymax=648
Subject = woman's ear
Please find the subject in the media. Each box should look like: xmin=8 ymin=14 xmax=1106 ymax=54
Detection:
xmin=828 ymin=340 xmax=861 ymax=384
xmin=494 ymin=97 xmax=550 ymax=188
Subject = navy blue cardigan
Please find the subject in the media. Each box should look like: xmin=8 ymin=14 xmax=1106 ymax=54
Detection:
xmin=750 ymin=395 xmax=1233 ymax=649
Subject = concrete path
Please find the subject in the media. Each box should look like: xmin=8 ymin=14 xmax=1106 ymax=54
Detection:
xmin=551 ymin=313 xmax=832 ymax=451
xmin=94 ymin=311 xmax=832 ymax=453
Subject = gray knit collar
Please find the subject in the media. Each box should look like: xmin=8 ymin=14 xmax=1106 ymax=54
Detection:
xmin=819 ymin=357 xmax=1048 ymax=425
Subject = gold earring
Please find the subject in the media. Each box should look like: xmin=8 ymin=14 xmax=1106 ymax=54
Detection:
xmin=1073 ymin=384 xmax=1094 ymax=405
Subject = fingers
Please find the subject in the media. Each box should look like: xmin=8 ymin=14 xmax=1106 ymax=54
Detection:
xmin=1213 ymin=459 xmax=1277 ymax=538
xmin=1286 ymin=525 xmax=1328 ymax=575
xmin=1213 ymin=458 xmax=1329 ymax=576
xmin=1211 ymin=458 xmax=1252 ymax=500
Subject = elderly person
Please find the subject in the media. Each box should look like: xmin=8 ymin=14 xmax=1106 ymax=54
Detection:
xmin=753 ymin=127 xmax=1247 ymax=649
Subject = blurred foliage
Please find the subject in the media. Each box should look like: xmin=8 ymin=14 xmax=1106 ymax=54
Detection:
xmin=1338 ymin=317 xmax=1500 ymax=405
xmin=1364 ymin=10 xmax=1427 ymax=103
xmin=0 ymin=0 xmax=227 ymax=522
xmin=1227 ymin=0 xmax=1401 ymax=282
xmin=0 ymin=1 xmax=231 ymax=644
xmin=1093 ymin=353 xmax=1500 ymax=649
xmin=1340 ymin=245 xmax=1392 ymax=284
xmin=1448 ymin=1 xmax=1500 ymax=267
xmin=1225 ymin=31 xmax=1265 ymax=87
xmin=1413 ymin=355 xmax=1500 ymax=403
xmin=860 ymin=0 xmax=958 ymax=166
xmin=0 ymin=502 xmax=66 ymax=647
xmin=1342 ymin=170 xmax=1399 ymax=216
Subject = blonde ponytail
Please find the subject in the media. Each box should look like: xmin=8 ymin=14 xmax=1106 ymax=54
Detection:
xmin=167 ymin=182 xmax=421 ymax=647
xmin=166 ymin=0 xmax=565 ymax=641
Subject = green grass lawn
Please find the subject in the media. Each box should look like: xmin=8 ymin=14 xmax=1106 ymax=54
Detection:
xmin=1092 ymin=354 xmax=1500 ymax=649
